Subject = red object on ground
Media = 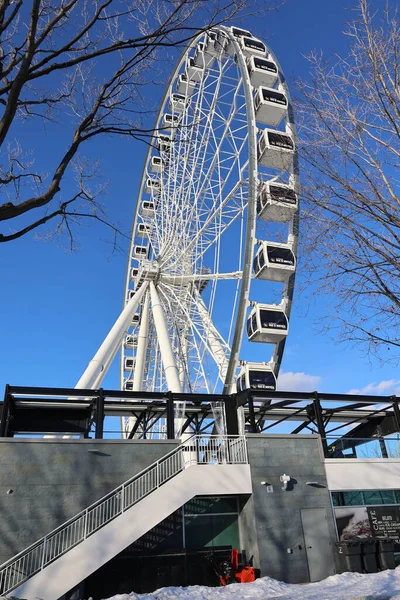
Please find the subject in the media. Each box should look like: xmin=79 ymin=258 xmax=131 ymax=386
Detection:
xmin=235 ymin=566 xmax=256 ymax=583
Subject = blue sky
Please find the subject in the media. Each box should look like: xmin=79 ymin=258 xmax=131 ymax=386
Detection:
xmin=1 ymin=0 xmax=398 ymax=401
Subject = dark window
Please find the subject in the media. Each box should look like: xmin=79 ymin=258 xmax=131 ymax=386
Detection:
xmin=172 ymin=93 xmax=186 ymax=102
xmin=249 ymin=370 xmax=276 ymax=390
xmin=185 ymin=497 xmax=238 ymax=515
xmin=180 ymin=73 xmax=188 ymax=82
xmin=364 ymin=490 xmax=396 ymax=505
xmin=243 ymin=37 xmax=265 ymax=52
xmin=246 ymin=316 xmax=252 ymax=337
xmin=184 ymin=514 xmax=239 ymax=550
xmin=267 ymin=132 xmax=294 ymax=150
xmin=153 ymin=157 xmax=162 ymax=164
xmin=261 ymin=89 xmax=287 ymax=106
xmin=269 ymin=185 xmax=297 ymax=204
xmin=257 ymin=195 xmax=263 ymax=214
xmin=254 ymin=57 xmax=277 ymax=73
xmin=332 ymin=490 xmax=400 ymax=506
xmin=253 ymin=255 xmax=259 ymax=274
xmin=267 ymin=246 xmax=294 ymax=266
xmin=232 ymin=27 xmax=252 ymax=38
xmin=247 ymin=313 xmax=258 ymax=336
xmin=259 ymin=309 xmax=287 ymax=330
xmin=143 ymin=202 xmax=153 ymax=209
xmin=165 ymin=114 xmax=179 ymax=123
xmin=259 ymin=248 xmax=266 ymax=268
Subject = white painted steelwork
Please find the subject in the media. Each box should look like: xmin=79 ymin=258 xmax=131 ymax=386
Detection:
xmin=76 ymin=282 xmax=148 ymax=390
xmin=119 ymin=25 xmax=299 ymax=427
xmin=73 ymin=25 xmax=299 ymax=437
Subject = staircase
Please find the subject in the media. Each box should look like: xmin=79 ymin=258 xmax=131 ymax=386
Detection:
xmin=0 ymin=435 xmax=251 ymax=600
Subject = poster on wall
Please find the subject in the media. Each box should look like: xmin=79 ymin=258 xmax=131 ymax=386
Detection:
xmin=335 ymin=507 xmax=371 ymax=541
xmin=335 ymin=506 xmax=400 ymax=543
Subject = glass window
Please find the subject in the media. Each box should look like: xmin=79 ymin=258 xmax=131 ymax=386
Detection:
xmin=254 ymin=57 xmax=277 ymax=73
xmin=332 ymin=492 xmax=344 ymax=507
xmin=243 ymin=38 xmax=265 ymax=52
xmin=246 ymin=316 xmax=252 ymax=337
xmin=261 ymin=89 xmax=287 ymax=106
xmin=332 ymin=490 xmax=400 ymax=507
xmin=269 ymin=185 xmax=297 ymax=204
xmin=253 ymin=255 xmax=259 ymax=274
xmin=342 ymin=491 xmax=365 ymax=505
xmin=267 ymin=132 xmax=294 ymax=150
xmin=184 ymin=514 xmax=239 ymax=550
xmin=249 ymin=370 xmax=275 ymax=391
xmin=267 ymin=246 xmax=294 ymax=266
xmin=364 ymin=490 xmax=396 ymax=505
xmin=259 ymin=248 xmax=266 ymax=269
xmin=259 ymin=309 xmax=287 ymax=330
xmin=185 ymin=496 xmax=238 ymax=515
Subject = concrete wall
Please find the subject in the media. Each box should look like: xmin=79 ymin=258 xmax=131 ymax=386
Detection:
xmin=325 ymin=458 xmax=400 ymax=490
xmin=245 ymin=434 xmax=338 ymax=583
xmin=0 ymin=438 xmax=178 ymax=564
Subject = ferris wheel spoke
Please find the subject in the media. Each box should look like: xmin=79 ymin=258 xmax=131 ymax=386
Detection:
xmin=192 ymin=289 xmax=231 ymax=382
xmin=158 ymin=282 xmax=231 ymax=390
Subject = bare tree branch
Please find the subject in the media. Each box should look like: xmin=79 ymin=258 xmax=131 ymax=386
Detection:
xmin=0 ymin=0 xmax=283 ymax=243
xmin=295 ymin=0 xmax=400 ymax=361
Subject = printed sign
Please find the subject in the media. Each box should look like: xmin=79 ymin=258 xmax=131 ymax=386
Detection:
xmin=367 ymin=506 xmax=400 ymax=542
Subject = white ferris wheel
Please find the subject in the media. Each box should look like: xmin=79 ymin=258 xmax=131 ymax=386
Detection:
xmin=76 ymin=25 xmax=299 ymax=437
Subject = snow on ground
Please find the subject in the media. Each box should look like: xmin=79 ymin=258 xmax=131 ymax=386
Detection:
xmin=106 ymin=568 xmax=400 ymax=600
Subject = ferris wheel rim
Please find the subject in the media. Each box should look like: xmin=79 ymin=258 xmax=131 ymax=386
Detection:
xmin=122 ymin=25 xmax=299 ymax=400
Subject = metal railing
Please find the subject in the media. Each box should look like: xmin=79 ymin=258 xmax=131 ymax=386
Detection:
xmin=0 ymin=435 xmax=247 ymax=595
xmin=323 ymin=436 xmax=400 ymax=459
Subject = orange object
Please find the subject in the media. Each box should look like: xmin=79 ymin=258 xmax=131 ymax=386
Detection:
xmin=235 ymin=566 xmax=256 ymax=583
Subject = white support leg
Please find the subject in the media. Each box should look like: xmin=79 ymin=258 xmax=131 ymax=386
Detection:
xmin=194 ymin=290 xmax=230 ymax=382
xmin=149 ymin=282 xmax=182 ymax=394
xmin=76 ymin=282 xmax=148 ymax=390
xmin=133 ymin=289 xmax=150 ymax=391
xmin=194 ymin=290 xmax=229 ymax=435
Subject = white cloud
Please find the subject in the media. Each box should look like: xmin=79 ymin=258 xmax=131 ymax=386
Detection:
xmin=277 ymin=371 xmax=322 ymax=392
xmin=347 ymin=379 xmax=400 ymax=396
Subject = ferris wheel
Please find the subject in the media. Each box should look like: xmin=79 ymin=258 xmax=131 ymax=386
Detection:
xmin=76 ymin=25 xmax=299 ymax=437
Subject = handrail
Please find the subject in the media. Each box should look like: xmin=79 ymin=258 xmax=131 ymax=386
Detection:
xmin=0 ymin=435 xmax=247 ymax=595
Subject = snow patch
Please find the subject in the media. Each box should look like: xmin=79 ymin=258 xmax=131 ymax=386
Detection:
xmin=104 ymin=567 xmax=400 ymax=600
